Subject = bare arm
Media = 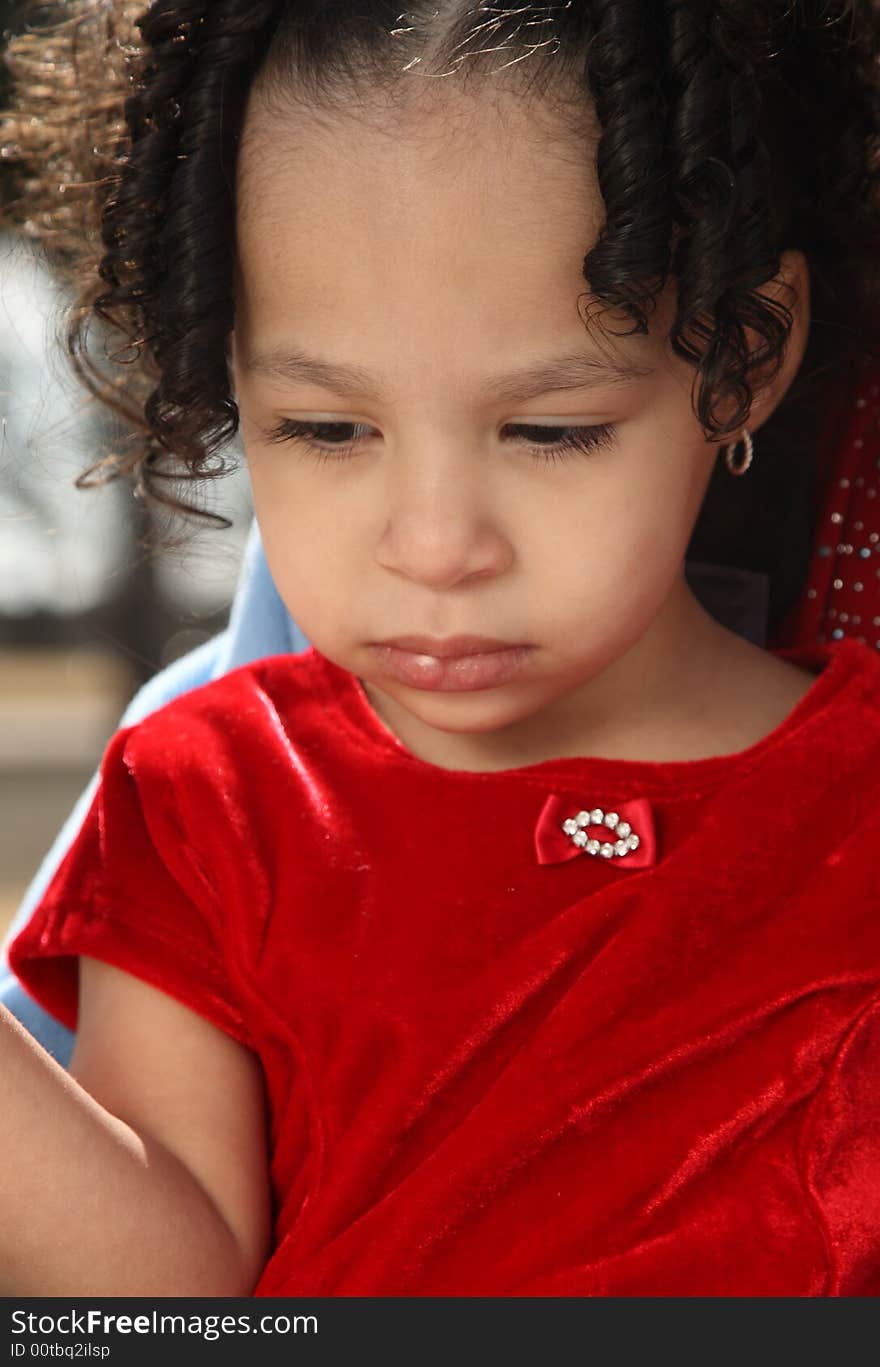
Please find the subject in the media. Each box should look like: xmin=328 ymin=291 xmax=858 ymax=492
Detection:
xmin=0 ymin=958 xmax=272 ymax=1296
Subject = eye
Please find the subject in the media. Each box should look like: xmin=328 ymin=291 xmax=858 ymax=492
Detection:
xmin=264 ymin=419 xmax=375 ymax=463
xmin=508 ymin=422 xmax=618 ymax=463
xmin=263 ymin=417 xmax=618 ymax=464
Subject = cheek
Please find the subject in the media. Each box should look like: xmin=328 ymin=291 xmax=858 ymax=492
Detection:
xmin=246 ymin=449 xmax=321 ymax=535
xmin=252 ymin=518 xmax=340 ymax=644
xmin=546 ymin=486 xmax=688 ymax=574
xmin=257 ymin=510 xmax=327 ymax=585
xmin=243 ymin=464 xmax=325 ymax=582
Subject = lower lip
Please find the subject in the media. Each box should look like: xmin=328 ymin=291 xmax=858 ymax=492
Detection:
xmin=369 ymin=644 xmax=534 ymax=691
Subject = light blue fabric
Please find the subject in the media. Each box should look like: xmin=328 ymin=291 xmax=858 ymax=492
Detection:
xmin=0 ymin=519 xmax=309 ymax=1065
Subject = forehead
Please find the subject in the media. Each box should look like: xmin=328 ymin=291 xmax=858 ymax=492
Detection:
xmin=233 ymin=86 xmax=671 ymax=374
xmin=236 ymin=87 xmax=601 ymax=293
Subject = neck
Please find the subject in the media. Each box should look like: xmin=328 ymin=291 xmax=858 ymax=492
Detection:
xmin=360 ymin=574 xmax=760 ymax=773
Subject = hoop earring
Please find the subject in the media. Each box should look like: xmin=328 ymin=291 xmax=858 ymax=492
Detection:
xmin=724 ymin=428 xmax=754 ymax=476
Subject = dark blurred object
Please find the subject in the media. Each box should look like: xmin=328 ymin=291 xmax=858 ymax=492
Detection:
xmin=685 ymin=560 xmax=770 ymax=648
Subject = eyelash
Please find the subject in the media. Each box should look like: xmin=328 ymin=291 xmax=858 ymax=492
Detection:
xmin=263 ymin=418 xmax=618 ymax=465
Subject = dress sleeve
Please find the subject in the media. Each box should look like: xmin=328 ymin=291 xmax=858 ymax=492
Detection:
xmin=6 ymin=721 xmax=253 ymax=1050
xmin=800 ymin=988 xmax=880 ymax=1295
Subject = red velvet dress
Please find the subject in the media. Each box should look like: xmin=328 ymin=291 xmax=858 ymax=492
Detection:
xmin=7 ymin=631 xmax=880 ymax=1296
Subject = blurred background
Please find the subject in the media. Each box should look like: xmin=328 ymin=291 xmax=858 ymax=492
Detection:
xmin=0 ymin=231 xmax=254 ymax=939
xmin=0 ymin=7 xmax=253 ymax=938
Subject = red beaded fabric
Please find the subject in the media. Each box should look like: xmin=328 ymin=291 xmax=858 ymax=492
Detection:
xmin=773 ymin=357 xmax=880 ymax=652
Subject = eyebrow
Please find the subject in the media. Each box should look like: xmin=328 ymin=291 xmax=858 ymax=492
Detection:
xmin=244 ymin=345 xmax=655 ymax=403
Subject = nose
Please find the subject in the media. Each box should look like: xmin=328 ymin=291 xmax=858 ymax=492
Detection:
xmin=374 ymin=454 xmax=513 ymax=590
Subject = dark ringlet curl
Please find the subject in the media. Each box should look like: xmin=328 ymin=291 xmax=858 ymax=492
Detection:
xmin=2 ymin=0 xmax=880 ymax=632
xmin=126 ymin=1 xmax=287 ymax=503
xmin=577 ymin=0 xmax=675 ymax=332
xmin=86 ymin=0 xmax=287 ymax=523
xmin=662 ymin=0 xmax=788 ymax=434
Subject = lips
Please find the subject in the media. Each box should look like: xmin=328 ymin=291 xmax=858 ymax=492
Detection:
xmin=373 ymin=634 xmax=525 ymax=658
xmin=368 ymin=640 xmax=535 ymax=691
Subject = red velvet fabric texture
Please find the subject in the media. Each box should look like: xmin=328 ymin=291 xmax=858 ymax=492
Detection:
xmin=7 ymin=636 xmax=880 ymax=1296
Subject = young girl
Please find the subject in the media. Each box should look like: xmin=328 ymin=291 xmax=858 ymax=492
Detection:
xmin=2 ymin=0 xmax=880 ymax=1297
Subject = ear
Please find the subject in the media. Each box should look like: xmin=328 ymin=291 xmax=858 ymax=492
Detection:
xmin=732 ymin=246 xmax=811 ymax=438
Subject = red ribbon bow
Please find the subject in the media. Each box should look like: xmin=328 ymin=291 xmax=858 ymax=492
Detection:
xmin=534 ymin=794 xmax=658 ymax=869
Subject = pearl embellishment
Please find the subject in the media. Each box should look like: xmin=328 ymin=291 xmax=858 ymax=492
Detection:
xmin=561 ymin=808 xmax=642 ymax=859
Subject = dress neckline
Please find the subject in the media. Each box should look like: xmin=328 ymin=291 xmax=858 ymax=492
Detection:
xmin=309 ymin=637 xmax=875 ymax=798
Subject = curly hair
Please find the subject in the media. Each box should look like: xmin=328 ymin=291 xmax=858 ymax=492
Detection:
xmin=2 ymin=0 xmax=880 ymax=626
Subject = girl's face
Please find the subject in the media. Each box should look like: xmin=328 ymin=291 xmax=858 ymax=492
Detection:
xmin=231 ymin=89 xmax=805 ymax=772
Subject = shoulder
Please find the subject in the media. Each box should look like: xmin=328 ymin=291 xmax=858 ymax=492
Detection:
xmin=760 ymin=635 xmax=880 ymax=740
xmin=788 ymin=636 xmax=880 ymax=727
xmin=668 ymin=634 xmax=880 ymax=762
xmin=101 ymin=648 xmax=331 ymax=811
xmin=90 ymin=650 xmax=332 ymax=899
xmin=124 ymin=647 xmax=324 ymax=751
xmin=760 ymin=647 xmax=880 ymax=781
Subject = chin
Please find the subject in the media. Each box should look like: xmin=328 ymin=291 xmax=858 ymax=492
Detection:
xmin=401 ymin=686 xmax=543 ymax=731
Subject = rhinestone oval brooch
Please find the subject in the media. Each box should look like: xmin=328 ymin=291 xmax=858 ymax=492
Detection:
xmin=561 ymin=808 xmax=641 ymax=859
xmin=534 ymin=794 xmax=658 ymax=869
